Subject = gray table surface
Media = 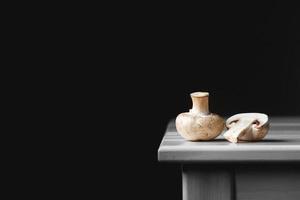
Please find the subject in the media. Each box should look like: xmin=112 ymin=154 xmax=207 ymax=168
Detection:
xmin=158 ymin=117 xmax=300 ymax=162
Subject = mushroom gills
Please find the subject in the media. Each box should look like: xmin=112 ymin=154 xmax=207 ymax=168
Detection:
xmin=224 ymin=113 xmax=269 ymax=143
xmin=223 ymin=119 xmax=256 ymax=143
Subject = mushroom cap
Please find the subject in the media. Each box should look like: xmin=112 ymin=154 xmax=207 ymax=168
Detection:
xmin=224 ymin=113 xmax=270 ymax=142
xmin=226 ymin=113 xmax=269 ymax=129
xmin=176 ymin=113 xmax=224 ymax=141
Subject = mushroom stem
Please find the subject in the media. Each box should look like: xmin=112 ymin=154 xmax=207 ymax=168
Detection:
xmin=190 ymin=92 xmax=209 ymax=115
xmin=223 ymin=119 xmax=255 ymax=143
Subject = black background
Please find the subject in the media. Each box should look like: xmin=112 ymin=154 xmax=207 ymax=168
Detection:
xmin=105 ymin=1 xmax=300 ymax=199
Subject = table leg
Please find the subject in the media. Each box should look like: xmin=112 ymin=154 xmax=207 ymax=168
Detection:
xmin=182 ymin=164 xmax=234 ymax=200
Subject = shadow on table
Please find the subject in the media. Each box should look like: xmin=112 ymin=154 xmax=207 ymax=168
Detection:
xmin=236 ymin=139 xmax=288 ymax=143
xmin=259 ymin=139 xmax=288 ymax=143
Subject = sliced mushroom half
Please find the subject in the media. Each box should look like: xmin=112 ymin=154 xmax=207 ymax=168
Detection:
xmin=224 ymin=113 xmax=270 ymax=143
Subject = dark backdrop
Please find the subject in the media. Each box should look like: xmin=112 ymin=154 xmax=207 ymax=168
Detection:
xmin=108 ymin=1 xmax=300 ymax=199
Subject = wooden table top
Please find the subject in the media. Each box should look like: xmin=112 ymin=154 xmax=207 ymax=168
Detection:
xmin=158 ymin=117 xmax=300 ymax=162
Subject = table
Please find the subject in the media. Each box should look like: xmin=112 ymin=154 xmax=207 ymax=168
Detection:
xmin=158 ymin=117 xmax=300 ymax=200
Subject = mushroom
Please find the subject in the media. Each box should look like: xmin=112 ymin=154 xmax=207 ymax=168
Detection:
xmin=175 ymin=92 xmax=225 ymax=141
xmin=223 ymin=113 xmax=270 ymax=143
